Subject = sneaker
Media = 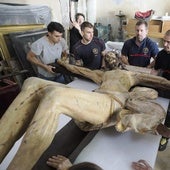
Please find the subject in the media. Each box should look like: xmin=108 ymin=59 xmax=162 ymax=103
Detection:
xmin=158 ymin=137 xmax=169 ymax=151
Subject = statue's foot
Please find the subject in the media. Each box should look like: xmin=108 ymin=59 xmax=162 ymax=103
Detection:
xmin=156 ymin=123 xmax=170 ymax=138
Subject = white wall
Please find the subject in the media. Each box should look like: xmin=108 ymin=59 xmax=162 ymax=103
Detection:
xmin=95 ymin=0 xmax=170 ymax=39
xmin=0 ymin=0 xmax=62 ymax=22
xmin=1 ymin=0 xmax=170 ymax=25
xmin=86 ymin=0 xmax=96 ymax=24
xmin=0 ymin=0 xmax=87 ymax=29
xmin=96 ymin=0 xmax=170 ymax=22
xmin=0 ymin=0 xmax=170 ymax=39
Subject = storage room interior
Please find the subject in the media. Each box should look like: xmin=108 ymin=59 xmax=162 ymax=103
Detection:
xmin=0 ymin=0 xmax=170 ymax=170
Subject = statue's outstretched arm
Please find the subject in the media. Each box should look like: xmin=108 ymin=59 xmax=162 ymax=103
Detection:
xmin=58 ymin=60 xmax=170 ymax=93
xmin=57 ymin=60 xmax=104 ymax=84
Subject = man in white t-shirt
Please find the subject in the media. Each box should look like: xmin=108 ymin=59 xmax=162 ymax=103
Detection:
xmin=27 ymin=22 xmax=69 ymax=83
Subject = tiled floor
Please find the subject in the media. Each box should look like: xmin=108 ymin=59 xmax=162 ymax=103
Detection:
xmin=155 ymin=141 xmax=170 ymax=170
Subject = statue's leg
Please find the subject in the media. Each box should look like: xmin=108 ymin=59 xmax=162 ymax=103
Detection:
xmin=0 ymin=77 xmax=69 ymax=163
xmin=7 ymin=85 xmax=119 ymax=170
xmin=0 ymin=78 xmax=45 ymax=163
xmin=7 ymin=86 xmax=67 ymax=170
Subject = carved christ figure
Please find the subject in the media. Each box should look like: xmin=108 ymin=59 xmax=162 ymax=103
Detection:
xmin=0 ymin=59 xmax=170 ymax=170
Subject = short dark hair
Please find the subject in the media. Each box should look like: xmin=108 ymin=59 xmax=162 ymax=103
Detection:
xmin=80 ymin=21 xmax=94 ymax=31
xmin=165 ymin=29 xmax=170 ymax=36
xmin=75 ymin=13 xmax=85 ymax=21
xmin=47 ymin=22 xmax=65 ymax=33
xmin=69 ymin=162 xmax=103 ymax=170
xmin=136 ymin=20 xmax=148 ymax=28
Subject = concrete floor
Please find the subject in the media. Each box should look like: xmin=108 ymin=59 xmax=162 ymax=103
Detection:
xmin=155 ymin=140 xmax=170 ymax=170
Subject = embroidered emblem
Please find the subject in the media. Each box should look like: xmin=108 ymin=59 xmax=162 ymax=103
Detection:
xmin=93 ymin=48 xmax=98 ymax=55
xmin=143 ymin=47 xmax=149 ymax=54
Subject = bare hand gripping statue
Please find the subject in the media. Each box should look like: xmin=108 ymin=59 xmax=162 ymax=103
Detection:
xmin=0 ymin=58 xmax=170 ymax=170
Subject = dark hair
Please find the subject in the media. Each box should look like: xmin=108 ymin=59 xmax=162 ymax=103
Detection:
xmin=69 ymin=162 xmax=103 ymax=170
xmin=47 ymin=22 xmax=65 ymax=33
xmin=75 ymin=13 xmax=85 ymax=21
xmin=80 ymin=21 xmax=94 ymax=31
xmin=165 ymin=29 xmax=170 ymax=36
xmin=136 ymin=20 xmax=148 ymax=28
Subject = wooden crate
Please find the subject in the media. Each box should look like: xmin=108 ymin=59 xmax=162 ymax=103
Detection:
xmin=125 ymin=19 xmax=138 ymax=34
xmin=124 ymin=18 xmax=166 ymax=38
xmin=149 ymin=20 xmax=162 ymax=33
xmin=161 ymin=21 xmax=170 ymax=33
xmin=125 ymin=19 xmax=162 ymax=35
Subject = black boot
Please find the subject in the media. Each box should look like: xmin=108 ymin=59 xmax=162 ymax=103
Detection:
xmin=158 ymin=101 xmax=170 ymax=151
xmin=158 ymin=136 xmax=169 ymax=151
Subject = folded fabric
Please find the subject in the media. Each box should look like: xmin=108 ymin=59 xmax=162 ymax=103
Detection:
xmin=135 ymin=10 xmax=154 ymax=19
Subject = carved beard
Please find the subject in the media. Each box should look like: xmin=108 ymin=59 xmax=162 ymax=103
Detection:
xmin=105 ymin=51 xmax=119 ymax=70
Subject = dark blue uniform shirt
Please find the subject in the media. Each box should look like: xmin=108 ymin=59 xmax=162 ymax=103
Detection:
xmin=73 ymin=37 xmax=106 ymax=70
xmin=154 ymin=49 xmax=170 ymax=80
xmin=121 ymin=37 xmax=159 ymax=67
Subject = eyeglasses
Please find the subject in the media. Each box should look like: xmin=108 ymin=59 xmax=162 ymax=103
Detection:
xmin=163 ymin=39 xmax=170 ymax=45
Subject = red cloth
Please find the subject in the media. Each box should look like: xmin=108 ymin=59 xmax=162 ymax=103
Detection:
xmin=135 ymin=10 xmax=154 ymax=19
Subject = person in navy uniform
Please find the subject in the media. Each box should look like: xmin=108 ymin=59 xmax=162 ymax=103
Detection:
xmin=121 ymin=20 xmax=159 ymax=68
xmin=152 ymin=29 xmax=170 ymax=151
xmin=72 ymin=21 xmax=106 ymax=70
